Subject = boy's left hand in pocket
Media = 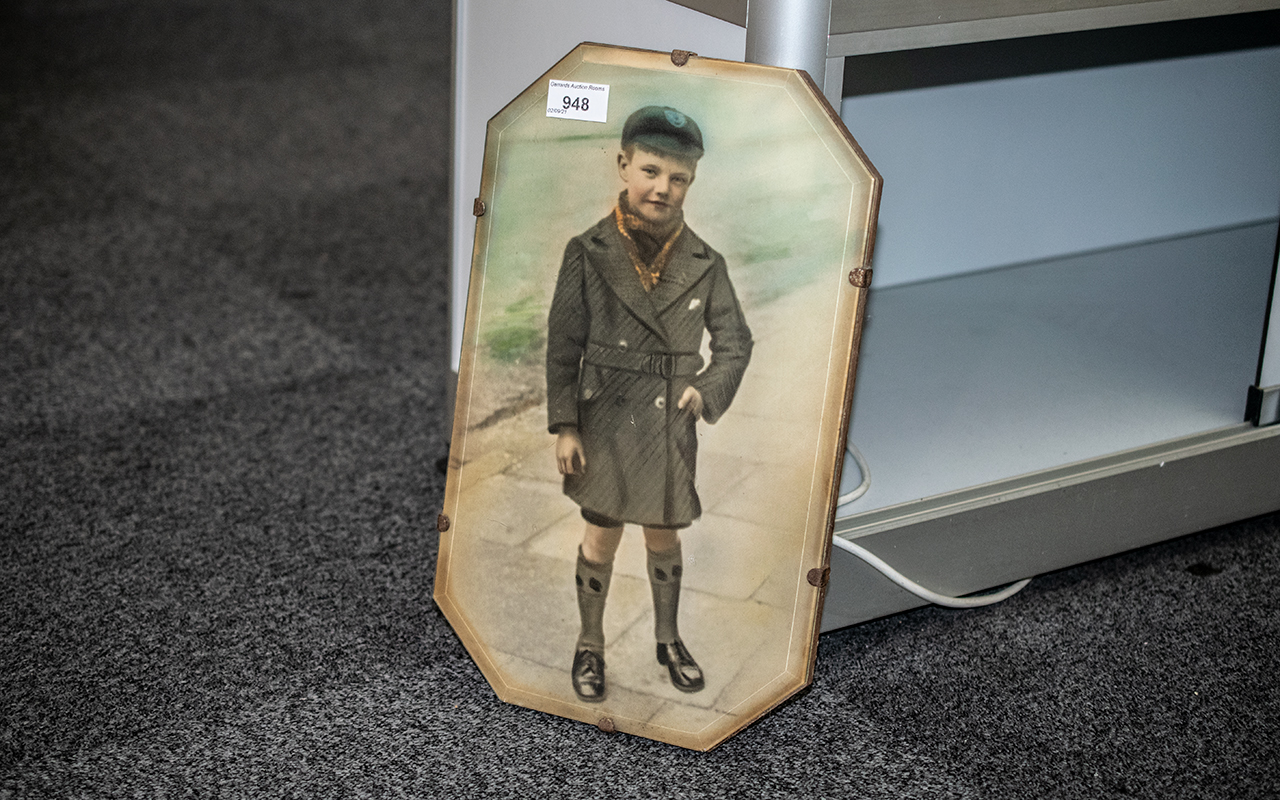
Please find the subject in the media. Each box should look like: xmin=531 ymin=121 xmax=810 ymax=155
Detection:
xmin=677 ymin=386 xmax=703 ymax=419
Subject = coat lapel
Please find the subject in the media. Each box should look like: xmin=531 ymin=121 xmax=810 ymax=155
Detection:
xmin=647 ymin=228 xmax=715 ymax=314
xmin=587 ymin=219 xmax=670 ymax=343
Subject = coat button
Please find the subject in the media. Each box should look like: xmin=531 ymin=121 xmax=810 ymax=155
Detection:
xmin=618 ymin=339 xmax=628 ymax=349
xmin=654 ymin=396 xmax=665 ymax=409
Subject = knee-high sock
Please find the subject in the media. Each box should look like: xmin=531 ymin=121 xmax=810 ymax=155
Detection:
xmin=647 ymin=543 xmax=684 ymax=645
xmin=576 ymin=547 xmax=612 ymax=653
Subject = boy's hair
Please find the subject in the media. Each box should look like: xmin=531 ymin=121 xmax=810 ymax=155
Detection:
xmin=621 ymin=106 xmax=704 ymax=162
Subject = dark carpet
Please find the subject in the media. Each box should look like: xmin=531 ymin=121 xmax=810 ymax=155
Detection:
xmin=2 ymin=1 xmax=1277 ymax=796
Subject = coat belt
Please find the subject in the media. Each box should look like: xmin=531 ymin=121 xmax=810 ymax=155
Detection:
xmin=584 ymin=343 xmax=703 ymax=379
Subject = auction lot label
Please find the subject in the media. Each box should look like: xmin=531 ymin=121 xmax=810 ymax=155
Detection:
xmin=546 ymin=80 xmax=609 ymax=123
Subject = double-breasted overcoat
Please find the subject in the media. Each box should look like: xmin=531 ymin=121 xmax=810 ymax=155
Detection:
xmin=546 ymin=214 xmax=753 ymax=528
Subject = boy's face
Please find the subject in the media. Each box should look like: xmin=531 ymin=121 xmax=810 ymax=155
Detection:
xmin=617 ymin=147 xmax=697 ymax=228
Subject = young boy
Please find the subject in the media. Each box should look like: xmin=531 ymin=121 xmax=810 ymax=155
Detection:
xmin=545 ymin=105 xmax=753 ymax=702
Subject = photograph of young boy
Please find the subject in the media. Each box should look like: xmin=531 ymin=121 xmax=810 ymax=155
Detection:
xmin=545 ymin=105 xmax=754 ymax=703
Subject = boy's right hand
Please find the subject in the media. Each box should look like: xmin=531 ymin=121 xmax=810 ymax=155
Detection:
xmin=557 ymin=428 xmax=586 ymax=475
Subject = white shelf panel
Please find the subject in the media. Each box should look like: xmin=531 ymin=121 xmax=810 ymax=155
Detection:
xmin=836 ymin=220 xmax=1279 ymax=518
xmin=826 ymin=0 xmax=1280 ymax=56
xmin=665 ymin=0 xmax=1280 ymax=56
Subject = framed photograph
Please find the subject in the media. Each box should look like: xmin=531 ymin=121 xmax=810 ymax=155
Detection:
xmin=435 ymin=43 xmax=881 ymax=750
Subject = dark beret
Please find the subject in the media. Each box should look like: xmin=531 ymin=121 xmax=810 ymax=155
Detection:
xmin=621 ymin=106 xmax=704 ymax=160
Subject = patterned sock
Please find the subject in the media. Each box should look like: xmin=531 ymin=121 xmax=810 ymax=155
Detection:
xmin=647 ymin=543 xmax=684 ymax=645
xmin=576 ymin=547 xmax=613 ymax=653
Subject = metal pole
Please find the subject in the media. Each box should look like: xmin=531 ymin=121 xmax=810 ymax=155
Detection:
xmin=744 ymin=0 xmax=833 ymax=91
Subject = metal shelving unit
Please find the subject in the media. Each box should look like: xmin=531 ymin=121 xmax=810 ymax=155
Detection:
xmin=668 ymin=0 xmax=1280 ymax=630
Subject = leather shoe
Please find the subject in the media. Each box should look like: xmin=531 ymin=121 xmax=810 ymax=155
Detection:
xmin=572 ymin=649 xmax=606 ymax=702
xmin=656 ymin=639 xmax=705 ymax=693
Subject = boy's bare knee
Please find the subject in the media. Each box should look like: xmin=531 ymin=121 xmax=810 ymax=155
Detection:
xmin=582 ymin=523 xmax=624 ymax=563
xmin=642 ymin=527 xmax=681 ymax=554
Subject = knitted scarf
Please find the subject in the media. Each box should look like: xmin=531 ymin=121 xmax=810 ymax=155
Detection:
xmin=615 ymin=191 xmax=684 ymax=292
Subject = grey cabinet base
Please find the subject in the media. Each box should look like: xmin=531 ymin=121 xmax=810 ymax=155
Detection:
xmin=822 ymin=423 xmax=1280 ymax=631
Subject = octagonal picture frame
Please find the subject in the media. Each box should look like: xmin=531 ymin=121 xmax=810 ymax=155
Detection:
xmin=436 ymin=42 xmax=881 ymax=750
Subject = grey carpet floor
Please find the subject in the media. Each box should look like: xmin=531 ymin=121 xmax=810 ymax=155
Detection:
xmin=2 ymin=1 xmax=1277 ymax=797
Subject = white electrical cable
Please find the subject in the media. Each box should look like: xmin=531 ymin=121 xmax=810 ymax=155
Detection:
xmin=831 ymin=536 xmax=1032 ymax=609
xmin=832 ymin=442 xmax=1030 ymax=608
xmin=836 ymin=443 xmax=871 ymax=506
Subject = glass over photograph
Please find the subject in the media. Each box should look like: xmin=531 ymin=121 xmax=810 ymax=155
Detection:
xmin=435 ymin=44 xmax=880 ymax=751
